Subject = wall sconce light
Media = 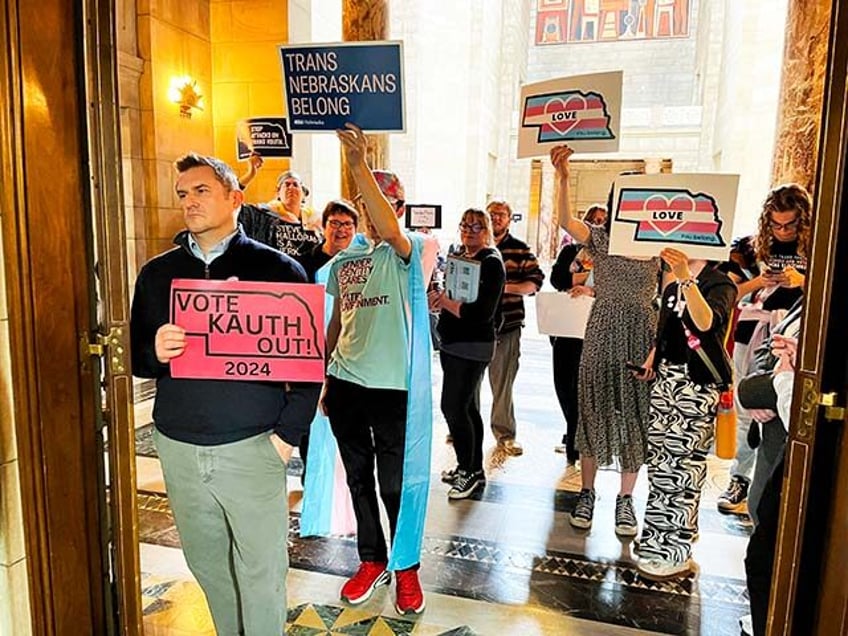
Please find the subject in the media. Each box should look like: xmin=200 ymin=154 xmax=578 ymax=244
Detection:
xmin=168 ymin=76 xmax=204 ymax=118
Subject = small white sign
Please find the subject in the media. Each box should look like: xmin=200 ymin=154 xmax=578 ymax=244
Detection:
xmin=405 ymin=204 xmax=441 ymax=229
xmin=535 ymin=292 xmax=595 ymax=339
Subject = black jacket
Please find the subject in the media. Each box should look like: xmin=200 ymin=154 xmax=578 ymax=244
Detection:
xmin=436 ymin=247 xmax=505 ymax=345
xmin=654 ymin=266 xmax=736 ymax=387
xmin=299 ymin=240 xmax=333 ymax=283
xmin=550 ymin=243 xmax=579 ymax=292
xmin=130 ymin=229 xmax=321 ymax=446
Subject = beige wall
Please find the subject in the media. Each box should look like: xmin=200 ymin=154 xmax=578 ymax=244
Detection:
xmin=0 ymin=223 xmax=31 ymax=635
xmin=133 ymin=0 xmax=215 ymax=267
xmin=709 ymin=0 xmax=788 ymax=236
xmin=122 ymin=0 xmax=294 ymax=275
xmin=211 ymin=0 xmax=291 ymax=202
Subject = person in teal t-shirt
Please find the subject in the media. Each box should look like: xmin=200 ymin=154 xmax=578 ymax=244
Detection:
xmin=320 ymin=124 xmax=433 ymax=616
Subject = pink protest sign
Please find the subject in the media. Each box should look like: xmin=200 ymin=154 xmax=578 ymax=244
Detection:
xmin=168 ymin=279 xmax=325 ymax=382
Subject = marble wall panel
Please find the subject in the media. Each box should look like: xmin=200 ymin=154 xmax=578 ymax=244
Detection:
xmin=229 ymin=0 xmax=287 ymax=41
xmin=771 ymin=0 xmax=831 ymax=189
xmin=0 ymin=458 xmax=25 ymax=565
xmin=0 ymin=559 xmax=32 ymax=636
xmin=148 ymin=0 xmax=211 ymax=40
xmin=248 ymin=80 xmax=284 ymax=116
xmin=210 ymin=0 xmax=290 ymax=201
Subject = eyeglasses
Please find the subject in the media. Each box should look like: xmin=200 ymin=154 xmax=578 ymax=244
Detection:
xmin=488 ymin=211 xmax=509 ymax=219
xmin=459 ymin=222 xmax=485 ymax=233
xmin=769 ymin=218 xmax=799 ymax=231
xmin=327 ymin=219 xmax=356 ymax=230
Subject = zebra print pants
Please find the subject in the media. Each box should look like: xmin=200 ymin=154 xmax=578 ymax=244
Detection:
xmin=639 ymin=362 xmax=720 ymax=564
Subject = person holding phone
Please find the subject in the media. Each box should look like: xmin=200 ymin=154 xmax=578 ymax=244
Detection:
xmin=716 ymin=184 xmax=811 ymax=516
xmin=634 ymin=248 xmax=736 ymax=580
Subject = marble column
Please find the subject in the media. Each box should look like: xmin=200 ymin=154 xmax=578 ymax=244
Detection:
xmin=771 ymin=0 xmax=832 ymax=190
xmin=341 ymin=0 xmax=388 ymax=201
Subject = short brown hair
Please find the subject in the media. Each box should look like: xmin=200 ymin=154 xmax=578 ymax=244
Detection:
xmin=174 ymin=153 xmax=240 ymax=192
xmin=322 ymin=199 xmax=359 ymax=227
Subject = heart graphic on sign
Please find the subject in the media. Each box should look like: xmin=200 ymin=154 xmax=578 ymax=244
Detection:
xmin=641 ymin=194 xmax=697 ymax=237
xmin=543 ymin=94 xmax=589 ymax=137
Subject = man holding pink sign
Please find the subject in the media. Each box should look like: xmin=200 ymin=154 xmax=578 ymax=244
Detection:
xmin=130 ymin=153 xmax=321 ymax=636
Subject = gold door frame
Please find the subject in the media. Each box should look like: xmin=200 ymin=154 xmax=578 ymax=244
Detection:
xmin=81 ymin=0 xmax=143 ymax=632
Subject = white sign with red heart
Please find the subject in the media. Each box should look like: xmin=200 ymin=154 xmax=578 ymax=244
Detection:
xmin=518 ymin=71 xmax=622 ymax=157
xmin=609 ymin=173 xmax=739 ymax=260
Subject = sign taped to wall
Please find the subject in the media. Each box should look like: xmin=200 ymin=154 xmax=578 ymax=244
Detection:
xmin=404 ymin=204 xmax=442 ymax=229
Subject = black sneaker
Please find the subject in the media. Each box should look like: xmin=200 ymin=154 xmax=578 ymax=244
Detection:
xmin=569 ymin=488 xmax=595 ymax=529
xmin=614 ymin=494 xmax=638 ymax=536
xmin=447 ymin=470 xmax=484 ymax=500
xmin=717 ymin=476 xmax=749 ymax=514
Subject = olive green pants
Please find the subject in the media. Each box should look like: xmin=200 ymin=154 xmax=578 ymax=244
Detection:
xmin=154 ymin=428 xmax=289 ymax=635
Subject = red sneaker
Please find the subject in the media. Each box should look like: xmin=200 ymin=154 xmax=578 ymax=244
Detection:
xmin=340 ymin=561 xmax=390 ymax=604
xmin=395 ymin=566 xmax=426 ymax=614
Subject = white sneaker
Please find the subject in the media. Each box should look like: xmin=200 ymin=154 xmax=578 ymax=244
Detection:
xmin=739 ymin=614 xmax=753 ymax=635
xmin=636 ymin=557 xmax=693 ymax=581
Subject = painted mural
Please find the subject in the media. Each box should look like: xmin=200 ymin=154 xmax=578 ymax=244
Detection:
xmin=535 ymin=0 xmax=691 ymax=45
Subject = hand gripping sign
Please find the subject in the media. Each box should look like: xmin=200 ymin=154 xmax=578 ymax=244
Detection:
xmin=168 ymin=279 xmax=325 ymax=382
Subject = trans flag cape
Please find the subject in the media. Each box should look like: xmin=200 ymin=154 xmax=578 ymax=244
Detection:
xmin=300 ymin=233 xmax=433 ymax=571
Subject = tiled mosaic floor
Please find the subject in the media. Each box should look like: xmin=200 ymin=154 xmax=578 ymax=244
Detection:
xmin=141 ymin=572 xmax=475 ymax=636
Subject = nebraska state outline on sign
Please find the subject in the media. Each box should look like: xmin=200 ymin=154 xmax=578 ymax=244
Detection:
xmin=615 ymin=188 xmax=725 ymax=247
xmin=608 ymin=173 xmax=739 ymax=260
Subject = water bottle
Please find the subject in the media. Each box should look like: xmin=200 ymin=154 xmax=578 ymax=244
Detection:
xmin=715 ymin=389 xmax=737 ymax=459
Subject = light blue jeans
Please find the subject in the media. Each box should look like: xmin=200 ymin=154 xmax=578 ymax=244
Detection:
xmin=730 ymin=342 xmax=756 ymax=482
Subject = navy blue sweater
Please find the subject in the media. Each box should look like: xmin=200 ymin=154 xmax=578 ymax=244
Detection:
xmin=130 ymin=230 xmax=321 ymax=446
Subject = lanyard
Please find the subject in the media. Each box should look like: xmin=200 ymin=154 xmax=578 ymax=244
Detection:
xmin=684 ymin=325 xmax=723 ymax=385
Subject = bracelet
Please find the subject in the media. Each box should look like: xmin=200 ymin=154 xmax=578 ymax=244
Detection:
xmin=679 ymin=278 xmax=696 ymax=290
